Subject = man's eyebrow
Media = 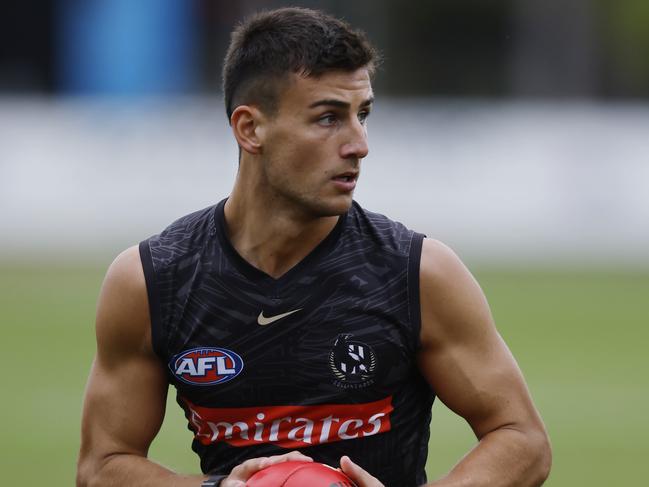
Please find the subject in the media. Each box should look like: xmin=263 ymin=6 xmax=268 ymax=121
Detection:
xmin=308 ymin=96 xmax=375 ymax=109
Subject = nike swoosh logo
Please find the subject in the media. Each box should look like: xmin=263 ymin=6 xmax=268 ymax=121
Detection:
xmin=257 ymin=308 xmax=302 ymax=326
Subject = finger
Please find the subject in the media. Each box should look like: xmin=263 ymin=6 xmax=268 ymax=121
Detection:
xmin=340 ymin=456 xmax=383 ymax=487
xmin=228 ymin=456 xmax=270 ymax=481
xmin=226 ymin=451 xmax=313 ymax=484
xmin=265 ymin=450 xmax=313 ymax=466
xmin=220 ymin=480 xmax=245 ymax=487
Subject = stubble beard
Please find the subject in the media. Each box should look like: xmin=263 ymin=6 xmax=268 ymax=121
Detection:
xmin=265 ymin=172 xmax=353 ymax=219
xmin=277 ymin=184 xmax=353 ymax=219
xmin=261 ymin=167 xmax=351 ymax=221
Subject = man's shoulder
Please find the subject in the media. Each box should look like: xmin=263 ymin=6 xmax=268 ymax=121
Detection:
xmin=348 ymin=201 xmax=423 ymax=256
xmin=106 ymin=245 xmax=146 ymax=290
xmin=141 ymin=203 xmax=220 ymax=268
xmin=155 ymin=204 xmax=218 ymax=240
xmin=418 ymin=238 xmax=478 ymax=306
xmin=97 ymin=245 xmax=152 ymax=353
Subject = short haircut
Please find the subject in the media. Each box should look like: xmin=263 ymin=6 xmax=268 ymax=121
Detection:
xmin=222 ymin=7 xmax=378 ymax=121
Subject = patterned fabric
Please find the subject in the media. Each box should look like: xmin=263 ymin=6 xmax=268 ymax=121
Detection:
xmin=139 ymin=200 xmax=434 ymax=487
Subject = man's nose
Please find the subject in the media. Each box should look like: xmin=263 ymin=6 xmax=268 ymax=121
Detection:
xmin=340 ymin=119 xmax=369 ymax=160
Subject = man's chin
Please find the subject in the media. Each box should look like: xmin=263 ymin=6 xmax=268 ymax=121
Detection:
xmin=283 ymin=190 xmax=355 ymax=219
xmin=315 ymin=195 xmax=354 ymax=217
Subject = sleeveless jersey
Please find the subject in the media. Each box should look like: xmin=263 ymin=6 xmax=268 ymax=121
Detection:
xmin=139 ymin=199 xmax=435 ymax=487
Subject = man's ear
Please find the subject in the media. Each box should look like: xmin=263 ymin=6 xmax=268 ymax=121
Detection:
xmin=230 ymin=105 xmax=266 ymax=155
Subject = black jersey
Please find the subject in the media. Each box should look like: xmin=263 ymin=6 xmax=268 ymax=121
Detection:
xmin=139 ymin=200 xmax=435 ymax=487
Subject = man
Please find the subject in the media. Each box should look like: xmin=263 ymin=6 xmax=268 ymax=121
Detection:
xmin=77 ymin=7 xmax=551 ymax=487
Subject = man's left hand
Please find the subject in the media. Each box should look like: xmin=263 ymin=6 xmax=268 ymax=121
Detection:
xmin=340 ymin=456 xmax=384 ymax=487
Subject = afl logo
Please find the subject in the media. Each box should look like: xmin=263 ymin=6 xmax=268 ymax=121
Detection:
xmin=170 ymin=347 xmax=244 ymax=386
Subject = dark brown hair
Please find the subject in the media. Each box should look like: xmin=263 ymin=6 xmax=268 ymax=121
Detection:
xmin=222 ymin=7 xmax=378 ymax=120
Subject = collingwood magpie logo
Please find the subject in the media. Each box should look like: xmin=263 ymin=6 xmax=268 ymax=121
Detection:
xmin=329 ymin=334 xmax=377 ymax=389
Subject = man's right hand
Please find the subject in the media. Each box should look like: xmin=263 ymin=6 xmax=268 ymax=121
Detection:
xmin=221 ymin=451 xmax=313 ymax=487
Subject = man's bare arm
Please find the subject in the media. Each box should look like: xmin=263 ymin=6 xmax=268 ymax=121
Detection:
xmin=76 ymin=247 xmax=311 ymax=487
xmin=417 ymin=239 xmax=551 ymax=487
xmin=76 ymin=246 xmax=208 ymax=487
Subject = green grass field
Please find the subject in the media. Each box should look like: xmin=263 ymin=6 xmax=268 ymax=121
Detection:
xmin=1 ymin=263 xmax=647 ymax=486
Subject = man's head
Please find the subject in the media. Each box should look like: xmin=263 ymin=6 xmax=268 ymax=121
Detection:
xmin=222 ymin=7 xmax=378 ymax=121
xmin=224 ymin=8 xmax=378 ymax=218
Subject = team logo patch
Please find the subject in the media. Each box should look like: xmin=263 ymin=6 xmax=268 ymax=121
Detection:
xmin=329 ymin=334 xmax=377 ymax=389
xmin=170 ymin=347 xmax=244 ymax=386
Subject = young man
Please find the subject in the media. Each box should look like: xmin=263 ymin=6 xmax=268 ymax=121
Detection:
xmin=77 ymin=8 xmax=551 ymax=487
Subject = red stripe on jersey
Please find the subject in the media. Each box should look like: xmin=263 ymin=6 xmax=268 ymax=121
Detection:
xmin=181 ymin=396 xmax=393 ymax=448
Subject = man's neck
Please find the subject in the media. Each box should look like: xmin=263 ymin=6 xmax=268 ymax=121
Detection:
xmin=224 ymin=190 xmax=340 ymax=279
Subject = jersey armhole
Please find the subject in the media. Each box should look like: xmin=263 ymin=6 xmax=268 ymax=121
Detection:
xmin=139 ymin=240 xmax=166 ymax=360
xmin=407 ymin=232 xmax=425 ymax=351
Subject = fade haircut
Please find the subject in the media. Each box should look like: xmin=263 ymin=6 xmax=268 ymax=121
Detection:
xmin=222 ymin=7 xmax=378 ymax=121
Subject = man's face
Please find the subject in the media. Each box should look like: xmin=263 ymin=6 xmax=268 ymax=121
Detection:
xmin=257 ymin=68 xmax=373 ymax=217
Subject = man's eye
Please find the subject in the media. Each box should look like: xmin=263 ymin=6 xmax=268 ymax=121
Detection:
xmin=319 ymin=114 xmax=337 ymax=126
xmin=358 ymin=110 xmax=370 ymax=124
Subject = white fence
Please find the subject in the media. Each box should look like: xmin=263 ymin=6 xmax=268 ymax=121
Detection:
xmin=1 ymin=97 xmax=648 ymax=267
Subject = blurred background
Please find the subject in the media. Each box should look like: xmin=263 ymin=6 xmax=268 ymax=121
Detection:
xmin=1 ymin=1 xmax=647 ymax=485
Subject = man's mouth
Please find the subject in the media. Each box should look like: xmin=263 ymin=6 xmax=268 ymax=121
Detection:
xmin=332 ymin=172 xmax=358 ymax=182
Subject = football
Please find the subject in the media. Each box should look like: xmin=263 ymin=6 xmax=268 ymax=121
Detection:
xmin=246 ymin=460 xmax=357 ymax=486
